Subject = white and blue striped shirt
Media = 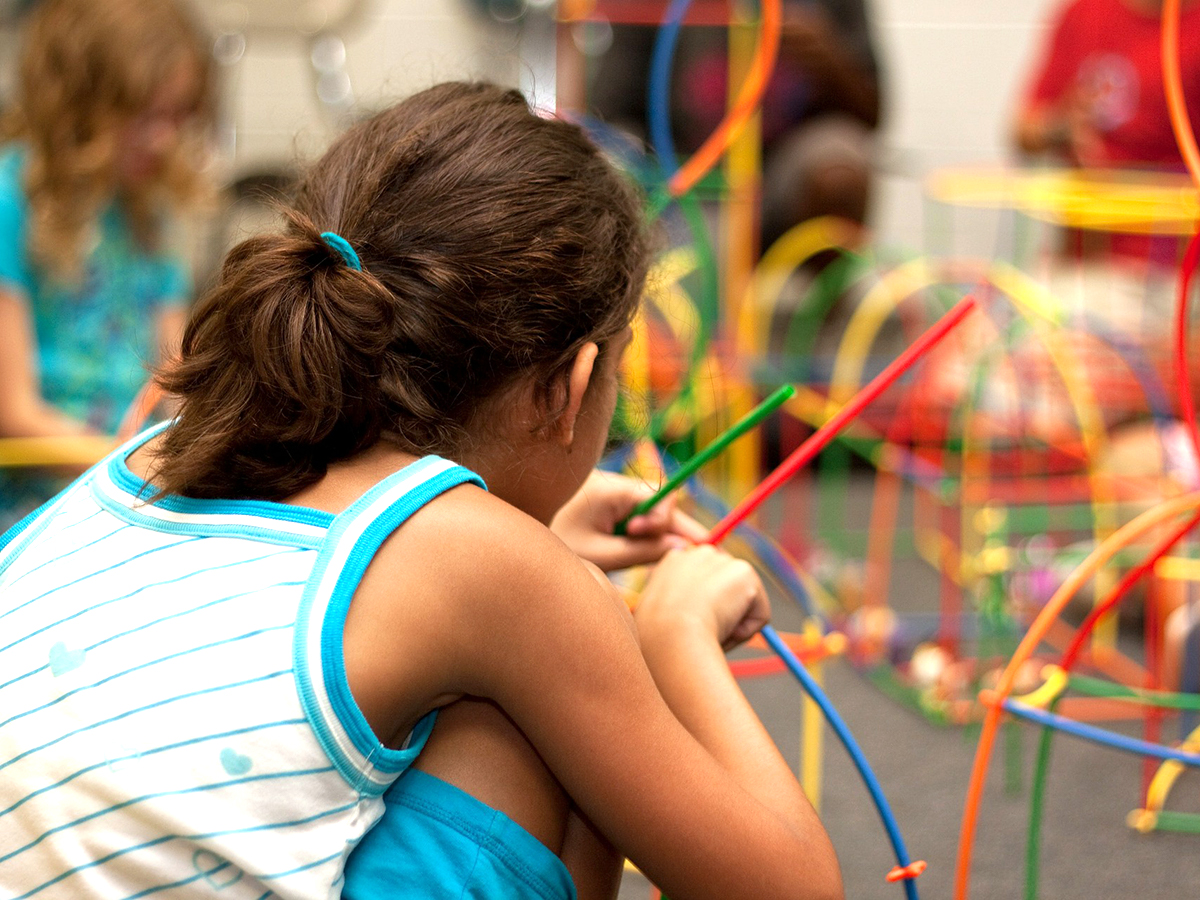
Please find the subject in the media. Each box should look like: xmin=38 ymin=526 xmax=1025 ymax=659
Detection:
xmin=0 ymin=429 xmax=483 ymax=899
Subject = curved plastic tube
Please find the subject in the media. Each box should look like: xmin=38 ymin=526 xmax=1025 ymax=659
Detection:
xmin=1002 ymin=698 xmax=1200 ymax=766
xmin=1173 ymin=232 xmax=1200 ymax=466
xmin=1162 ymin=0 xmax=1200 ymax=187
xmin=954 ymin=491 xmax=1200 ymax=900
xmin=646 ymin=0 xmax=782 ymax=197
xmin=761 ymin=624 xmax=922 ymax=900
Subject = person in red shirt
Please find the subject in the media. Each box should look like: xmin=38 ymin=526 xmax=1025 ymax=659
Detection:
xmin=1011 ymin=0 xmax=1200 ymax=689
xmin=1015 ymin=0 xmax=1200 ymax=169
xmin=1013 ymin=0 xmax=1200 ymax=268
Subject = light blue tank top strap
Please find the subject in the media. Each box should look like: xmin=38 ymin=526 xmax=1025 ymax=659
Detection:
xmin=293 ymin=455 xmax=486 ymax=796
xmin=0 ymin=421 xmax=173 ymax=569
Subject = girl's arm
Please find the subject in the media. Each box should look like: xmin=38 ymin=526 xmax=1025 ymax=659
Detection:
xmin=487 ymin=542 xmax=839 ymax=899
xmin=634 ymin=548 xmax=839 ymax=868
xmin=115 ymin=301 xmax=188 ymax=439
xmin=0 ymin=286 xmax=93 ymax=437
xmin=391 ymin=494 xmax=843 ymax=900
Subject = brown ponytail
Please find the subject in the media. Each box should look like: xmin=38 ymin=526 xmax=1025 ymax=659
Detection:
xmin=152 ymin=82 xmax=649 ymax=500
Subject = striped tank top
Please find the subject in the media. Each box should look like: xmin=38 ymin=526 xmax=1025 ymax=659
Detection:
xmin=0 ymin=428 xmax=483 ymax=899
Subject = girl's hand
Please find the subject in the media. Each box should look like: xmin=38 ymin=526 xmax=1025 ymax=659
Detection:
xmin=635 ymin=544 xmax=770 ymax=651
xmin=549 ymin=469 xmax=707 ymax=571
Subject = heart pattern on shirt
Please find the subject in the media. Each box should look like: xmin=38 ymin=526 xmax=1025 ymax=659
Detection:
xmin=192 ymin=850 xmax=243 ymax=890
xmin=219 ymin=747 xmax=253 ymax=776
xmin=48 ymin=641 xmax=86 ymax=676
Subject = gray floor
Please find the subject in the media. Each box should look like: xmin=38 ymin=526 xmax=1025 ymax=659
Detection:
xmin=619 ymin=644 xmax=1200 ymax=899
xmin=617 ymin=477 xmax=1200 ymax=900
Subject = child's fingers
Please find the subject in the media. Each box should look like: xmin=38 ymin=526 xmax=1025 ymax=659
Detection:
xmin=712 ymin=558 xmax=771 ymax=649
xmin=721 ymin=588 xmax=772 ymax=650
xmin=666 ymin=506 xmax=708 ymax=542
xmin=623 ymin=494 xmax=707 ymax=543
xmin=638 ymin=545 xmax=771 ymax=648
xmin=599 ymin=533 xmax=690 ymax=569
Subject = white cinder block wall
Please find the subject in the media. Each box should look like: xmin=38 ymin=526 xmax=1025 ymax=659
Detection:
xmin=869 ymin=0 xmax=1060 ymax=258
xmin=191 ymin=0 xmax=527 ymax=179
xmin=2 ymin=0 xmax=1067 ymax=257
xmin=207 ymin=0 xmax=1065 ymax=257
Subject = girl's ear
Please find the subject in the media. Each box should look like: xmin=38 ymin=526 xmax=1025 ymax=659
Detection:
xmin=555 ymin=341 xmax=599 ymax=447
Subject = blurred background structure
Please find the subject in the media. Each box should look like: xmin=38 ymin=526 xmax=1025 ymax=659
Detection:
xmin=3 ymin=1 xmax=1200 ymax=898
xmin=0 ymin=0 xmax=1082 ymax=258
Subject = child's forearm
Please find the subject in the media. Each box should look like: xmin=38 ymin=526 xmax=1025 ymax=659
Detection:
xmin=638 ymin=619 xmax=844 ymax=897
xmin=0 ymin=397 xmax=94 ymax=439
xmin=0 ymin=289 xmax=96 ymax=440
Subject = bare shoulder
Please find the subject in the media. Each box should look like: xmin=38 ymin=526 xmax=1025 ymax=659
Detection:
xmin=342 ymin=479 xmax=615 ymax=743
xmin=347 ymin=478 xmax=564 ymax=638
xmin=376 ymin=480 xmax=629 ymax=645
xmin=377 ymin=479 xmax=583 ymax=591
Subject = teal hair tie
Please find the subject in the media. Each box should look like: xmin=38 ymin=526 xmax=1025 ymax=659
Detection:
xmin=320 ymin=231 xmax=362 ymax=271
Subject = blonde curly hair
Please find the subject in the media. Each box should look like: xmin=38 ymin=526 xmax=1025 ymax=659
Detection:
xmin=2 ymin=0 xmax=216 ymax=279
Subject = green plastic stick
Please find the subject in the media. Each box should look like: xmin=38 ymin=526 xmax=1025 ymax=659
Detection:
xmin=1067 ymin=674 xmax=1200 ymax=710
xmin=1148 ymin=810 xmax=1200 ymax=834
xmin=615 ymin=384 xmax=796 ymax=535
xmin=1024 ymin=695 xmax=1060 ymax=900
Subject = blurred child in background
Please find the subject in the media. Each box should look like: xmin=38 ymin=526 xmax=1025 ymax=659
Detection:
xmin=0 ymin=0 xmax=215 ymax=524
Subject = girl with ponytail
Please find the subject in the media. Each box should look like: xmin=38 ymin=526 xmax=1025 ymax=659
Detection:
xmin=0 ymin=82 xmax=841 ymax=900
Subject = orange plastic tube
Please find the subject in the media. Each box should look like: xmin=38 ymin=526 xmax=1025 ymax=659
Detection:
xmin=953 ymin=492 xmax=1200 ymax=900
xmin=1162 ymin=0 xmax=1200 ymax=189
xmin=667 ymin=0 xmax=782 ymax=197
